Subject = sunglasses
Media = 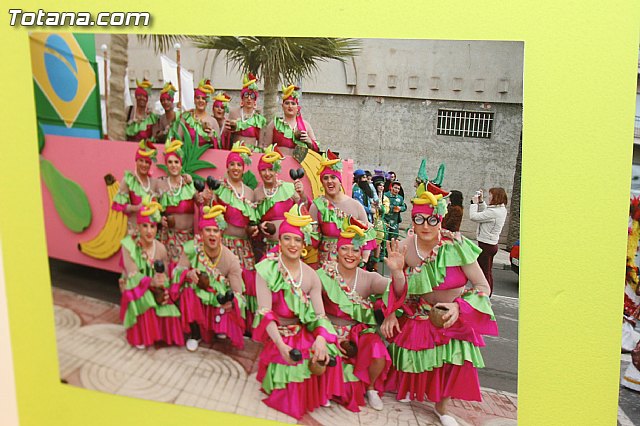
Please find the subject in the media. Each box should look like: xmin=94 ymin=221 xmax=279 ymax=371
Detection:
xmin=412 ymin=214 xmax=441 ymax=226
xmin=243 ymin=92 xmax=257 ymax=100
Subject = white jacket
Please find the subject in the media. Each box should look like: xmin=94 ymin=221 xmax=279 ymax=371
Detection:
xmin=469 ymin=202 xmax=507 ymax=245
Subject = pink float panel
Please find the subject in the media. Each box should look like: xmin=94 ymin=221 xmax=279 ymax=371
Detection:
xmin=40 ymin=136 xmax=353 ymax=273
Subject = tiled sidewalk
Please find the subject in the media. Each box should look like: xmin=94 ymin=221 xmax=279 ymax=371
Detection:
xmin=53 ymin=287 xmax=517 ymax=426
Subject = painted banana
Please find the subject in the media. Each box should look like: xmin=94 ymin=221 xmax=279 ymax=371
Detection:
xmin=78 ymin=174 xmax=128 ymax=259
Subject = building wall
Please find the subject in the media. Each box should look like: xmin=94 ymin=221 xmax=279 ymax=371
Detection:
xmin=297 ymin=94 xmax=521 ymax=243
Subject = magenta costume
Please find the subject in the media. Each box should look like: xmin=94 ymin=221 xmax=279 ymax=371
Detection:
xmin=119 ymin=236 xmax=184 ymax=347
xmin=385 ymin=231 xmax=498 ymax=403
xmin=252 ymin=253 xmax=344 ymax=419
xmin=311 ymin=196 xmax=378 ymax=266
xmin=171 ymin=238 xmax=246 ymax=349
xmin=317 ymin=262 xmax=405 ymax=411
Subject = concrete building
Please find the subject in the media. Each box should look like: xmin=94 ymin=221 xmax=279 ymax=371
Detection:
xmin=97 ymin=36 xmax=523 ymax=244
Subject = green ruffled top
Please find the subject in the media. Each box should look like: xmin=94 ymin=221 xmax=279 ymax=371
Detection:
xmin=125 ymin=112 xmax=159 ymax=137
xmin=406 ymin=232 xmax=482 ymax=295
xmin=113 ymin=171 xmax=152 ymax=205
xmin=313 ymin=196 xmax=377 ymax=243
xmin=159 ymin=181 xmax=196 ymax=208
xmin=181 ymin=111 xmax=218 ymax=143
xmin=235 ymin=113 xmax=267 ymax=131
xmin=256 ymin=181 xmax=296 ymax=218
xmin=254 ymin=255 xmax=337 ymax=335
xmin=181 ymin=239 xmax=246 ymax=311
xmin=317 ymin=262 xmax=379 ymax=326
xmin=120 ymin=236 xmax=179 ymax=329
xmin=273 ymin=116 xmax=306 ymax=148
xmin=214 ymin=181 xmax=258 ymax=222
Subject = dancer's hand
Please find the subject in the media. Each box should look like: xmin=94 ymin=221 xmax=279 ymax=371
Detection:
xmin=310 ymin=336 xmax=328 ymax=363
xmin=381 ymin=314 xmax=401 ymax=339
xmin=186 ymin=269 xmax=200 ymax=284
xmin=436 ymin=302 xmax=460 ymax=328
xmin=277 ymin=342 xmax=296 ymax=365
xmin=384 ymin=239 xmax=407 ymax=273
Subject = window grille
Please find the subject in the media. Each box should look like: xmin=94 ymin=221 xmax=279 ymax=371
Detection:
xmin=437 ymin=109 xmax=494 ymax=138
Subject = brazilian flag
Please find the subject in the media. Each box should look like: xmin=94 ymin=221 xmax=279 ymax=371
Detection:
xmin=30 ymin=33 xmax=102 ymax=139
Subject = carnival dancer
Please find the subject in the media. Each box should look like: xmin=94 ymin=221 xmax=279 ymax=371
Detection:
xmin=254 ymin=145 xmax=309 ymax=255
xmin=152 ymin=82 xmax=180 ymax=145
xmin=226 ymin=73 xmax=267 ymax=150
xmin=112 ymin=140 xmax=160 ymax=235
xmin=126 ymin=79 xmax=159 ymax=142
xmin=253 ymin=205 xmax=344 ymax=419
xmin=382 ymin=183 xmax=498 ymax=426
xmin=261 ymin=84 xmax=320 ymax=156
xmin=622 ymin=197 xmax=640 ymax=390
xmin=317 ymin=219 xmax=407 ymax=411
xmin=309 ymin=150 xmax=377 ymax=268
xmin=172 ymin=205 xmax=246 ymax=351
xmin=157 ymin=139 xmax=199 ymax=265
xmin=206 ymin=142 xmax=258 ymax=331
xmin=178 ymin=79 xmax=221 ymax=148
xmin=212 ymin=92 xmax=232 ymax=149
xmin=119 ymin=198 xmax=184 ymax=348
xmin=371 ymin=175 xmax=391 ymax=263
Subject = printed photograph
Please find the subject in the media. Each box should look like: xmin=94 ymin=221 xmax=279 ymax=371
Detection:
xmin=31 ymin=33 xmax=522 ymax=425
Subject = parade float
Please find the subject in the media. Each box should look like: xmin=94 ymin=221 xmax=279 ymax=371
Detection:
xmin=32 ymin=32 xmax=353 ymax=273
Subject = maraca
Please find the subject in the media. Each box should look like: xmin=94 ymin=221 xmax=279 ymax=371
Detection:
xmin=206 ymin=176 xmax=221 ymax=190
xmin=193 ymin=179 xmax=205 ymax=192
xmin=289 ymin=349 xmax=302 ymax=362
xmin=429 ymin=306 xmax=449 ymax=328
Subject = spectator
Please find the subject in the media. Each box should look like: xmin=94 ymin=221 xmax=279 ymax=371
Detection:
xmin=469 ymin=187 xmax=508 ymax=296
xmin=352 ymin=169 xmax=375 ymax=222
xmin=442 ymin=190 xmax=464 ymax=232
xmin=384 ymin=181 xmax=406 ymax=241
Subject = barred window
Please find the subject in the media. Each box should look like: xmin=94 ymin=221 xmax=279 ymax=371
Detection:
xmin=437 ymin=109 xmax=494 ymax=138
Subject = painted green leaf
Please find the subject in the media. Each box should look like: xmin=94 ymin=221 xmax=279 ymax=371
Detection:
xmin=242 ymin=170 xmax=258 ymax=190
xmin=37 ymin=123 xmax=45 ymax=154
xmin=40 ymin=158 xmax=92 ymax=233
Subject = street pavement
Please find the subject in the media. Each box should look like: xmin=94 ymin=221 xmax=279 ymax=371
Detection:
xmin=48 ymin=250 xmax=519 ymax=426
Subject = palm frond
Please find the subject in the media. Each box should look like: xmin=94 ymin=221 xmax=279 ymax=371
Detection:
xmin=137 ymin=34 xmax=186 ymax=54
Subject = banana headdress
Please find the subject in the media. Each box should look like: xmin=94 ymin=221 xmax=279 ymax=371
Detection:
xmin=241 ymin=73 xmax=259 ymax=99
xmin=137 ymin=196 xmax=163 ymax=224
xmin=317 ymin=149 xmax=343 ymax=182
xmin=411 ymin=182 xmax=449 ymax=218
xmin=160 ymin=81 xmax=177 ymax=101
xmin=194 ymin=79 xmax=215 ymax=102
xmin=199 ymin=205 xmax=227 ymax=231
xmin=164 ymin=139 xmax=184 ymax=162
xmin=258 ymin=144 xmax=283 ymax=172
xmin=281 ymin=204 xmax=317 ymax=246
xmin=135 ymin=79 xmax=153 ymax=99
xmin=337 ymin=216 xmax=367 ymax=250
xmin=227 ymin=141 xmax=253 ymax=167
xmin=212 ymin=91 xmax=232 ymax=113
xmin=135 ymin=139 xmax=157 ymax=163
xmin=281 ymin=84 xmax=300 ymax=103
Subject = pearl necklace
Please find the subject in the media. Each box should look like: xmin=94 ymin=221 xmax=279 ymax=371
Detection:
xmin=140 ymin=239 xmax=156 ymax=264
xmin=228 ymin=180 xmax=245 ymax=199
xmin=168 ymin=176 xmax=183 ymax=196
xmin=279 ymin=254 xmax=303 ymax=289
xmin=340 ymin=267 xmax=359 ymax=297
xmin=263 ymin=180 xmax=280 ymax=199
xmin=413 ymin=234 xmax=440 ymax=263
xmin=241 ymin=109 xmax=254 ymax=122
xmin=135 ymin=171 xmax=151 ymax=193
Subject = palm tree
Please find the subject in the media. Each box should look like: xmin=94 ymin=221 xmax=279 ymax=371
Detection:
xmin=107 ymin=34 xmax=128 ymax=141
xmin=507 ymin=131 xmax=522 ymax=250
xmin=188 ymin=36 xmax=361 ymax=120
